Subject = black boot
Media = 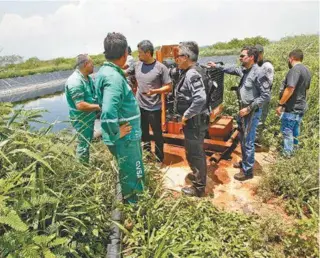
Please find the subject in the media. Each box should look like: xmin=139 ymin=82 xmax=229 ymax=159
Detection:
xmin=181 ymin=186 xmax=205 ymax=197
xmin=185 ymin=173 xmax=196 ymax=182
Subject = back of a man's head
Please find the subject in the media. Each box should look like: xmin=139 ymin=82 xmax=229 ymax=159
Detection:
xmin=179 ymin=41 xmax=199 ymax=62
xmin=104 ymin=32 xmax=128 ymax=60
xmin=289 ymin=49 xmax=304 ymax=61
xmin=255 ymin=44 xmax=264 ymax=53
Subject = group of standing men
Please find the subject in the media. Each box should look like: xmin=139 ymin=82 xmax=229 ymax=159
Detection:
xmin=65 ymin=32 xmax=311 ymax=202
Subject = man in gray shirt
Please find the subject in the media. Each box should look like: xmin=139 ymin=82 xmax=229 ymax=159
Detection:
xmin=208 ymin=46 xmax=271 ymax=181
xmin=255 ymin=44 xmax=274 ymax=126
xmin=127 ymin=40 xmax=172 ymax=163
xmin=276 ymin=49 xmax=311 ymax=156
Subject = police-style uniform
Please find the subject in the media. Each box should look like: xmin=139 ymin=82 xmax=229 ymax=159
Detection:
xmin=215 ymin=63 xmax=271 ymax=177
xmin=175 ymin=66 xmax=209 ymax=194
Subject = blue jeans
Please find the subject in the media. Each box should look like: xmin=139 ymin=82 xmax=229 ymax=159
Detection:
xmin=237 ymin=109 xmax=262 ymax=176
xmin=280 ymin=112 xmax=303 ymax=156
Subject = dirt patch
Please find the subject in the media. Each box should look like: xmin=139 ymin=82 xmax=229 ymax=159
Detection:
xmin=160 ymin=143 xmax=289 ymax=219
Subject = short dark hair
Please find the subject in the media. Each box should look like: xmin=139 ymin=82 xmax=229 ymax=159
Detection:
xmin=103 ymin=32 xmax=128 ymax=60
xmin=179 ymin=41 xmax=199 ymax=62
xmin=255 ymin=44 xmax=264 ymax=53
xmin=137 ymin=40 xmax=154 ymax=56
xmin=241 ymin=46 xmax=259 ymax=63
xmin=289 ymin=49 xmax=304 ymax=61
xmin=128 ymin=46 xmax=132 ymax=55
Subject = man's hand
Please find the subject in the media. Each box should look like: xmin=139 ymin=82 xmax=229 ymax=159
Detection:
xmin=207 ymin=61 xmax=217 ymax=68
xmin=119 ymin=122 xmax=132 ymax=138
xmin=276 ymin=106 xmax=284 ymax=116
xmin=239 ymin=107 xmax=251 ymax=117
xmin=145 ymin=89 xmax=157 ymax=96
xmin=122 ymin=64 xmax=129 ymax=69
xmin=76 ymin=102 xmax=101 ymax=112
xmin=181 ymin=116 xmax=188 ymax=126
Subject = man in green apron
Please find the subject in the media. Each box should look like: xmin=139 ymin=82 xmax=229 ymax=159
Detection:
xmin=95 ymin=32 xmax=145 ymax=204
xmin=65 ymin=54 xmax=100 ymax=163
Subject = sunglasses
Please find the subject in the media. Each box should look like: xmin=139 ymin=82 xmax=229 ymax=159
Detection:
xmin=239 ymin=54 xmax=247 ymax=58
xmin=177 ymin=54 xmax=187 ymax=58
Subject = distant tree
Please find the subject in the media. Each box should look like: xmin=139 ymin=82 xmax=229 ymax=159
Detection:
xmin=23 ymin=57 xmax=41 ymax=68
xmin=0 ymin=54 xmax=24 ymax=67
xmin=212 ymin=36 xmax=270 ymax=50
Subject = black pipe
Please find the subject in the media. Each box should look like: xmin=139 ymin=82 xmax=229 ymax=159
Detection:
xmin=106 ymin=176 xmax=123 ymax=258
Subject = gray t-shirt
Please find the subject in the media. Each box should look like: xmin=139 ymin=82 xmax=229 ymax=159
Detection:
xmin=128 ymin=60 xmax=171 ymax=111
xmin=281 ymin=63 xmax=311 ymax=113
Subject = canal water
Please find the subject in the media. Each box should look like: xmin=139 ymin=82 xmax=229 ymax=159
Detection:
xmin=14 ymin=55 xmax=238 ymax=132
xmin=20 ymin=93 xmax=71 ymax=132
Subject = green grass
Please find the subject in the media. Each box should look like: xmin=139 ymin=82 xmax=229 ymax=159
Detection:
xmin=0 ymin=103 xmax=116 ymax=257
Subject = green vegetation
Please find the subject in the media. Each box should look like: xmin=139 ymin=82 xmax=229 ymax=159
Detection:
xmin=0 ymin=104 xmax=116 ymax=257
xmin=1 ymin=102 xmax=317 ymax=257
xmin=200 ymin=36 xmax=270 ymax=56
xmin=0 ymin=54 xmax=106 ymax=79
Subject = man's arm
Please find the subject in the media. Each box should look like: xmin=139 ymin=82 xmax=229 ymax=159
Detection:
xmin=262 ymin=62 xmax=274 ymax=84
xmin=251 ymin=73 xmax=271 ymax=109
xmin=276 ymin=87 xmax=295 ymax=115
xmin=276 ymin=68 xmax=300 ymax=115
xmin=100 ymin=76 xmax=130 ymax=142
xmin=147 ymin=83 xmax=172 ymax=95
xmin=76 ymin=102 xmax=100 ymax=112
xmin=239 ymin=73 xmax=271 ymax=117
xmin=183 ymin=74 xmax=206 ymax=122
xmin=207 ymin=62 xmax=243 ymax=77
xmin=67 ymin=80 xmax=100 ymax=112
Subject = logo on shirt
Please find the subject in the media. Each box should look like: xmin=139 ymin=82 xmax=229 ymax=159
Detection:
xmin=258 ymin=75 xmax=270 ymax=89
xmin=136 ymin=161 xmax=143 ymax=178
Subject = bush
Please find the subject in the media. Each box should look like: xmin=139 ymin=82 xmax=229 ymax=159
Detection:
xmin=200 ymin=36 xmax=270 ymax=57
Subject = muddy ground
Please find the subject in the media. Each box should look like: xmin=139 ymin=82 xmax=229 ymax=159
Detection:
xmin=158 ymin=143 xmax=291 ymax=220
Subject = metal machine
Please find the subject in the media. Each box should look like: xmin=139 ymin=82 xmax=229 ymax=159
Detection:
xmin=152 ymin=45 xmax=239 ymax=163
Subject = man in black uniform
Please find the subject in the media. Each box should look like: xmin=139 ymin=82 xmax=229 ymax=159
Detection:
xmin=175 ymin=41 xmax=209 ymax=197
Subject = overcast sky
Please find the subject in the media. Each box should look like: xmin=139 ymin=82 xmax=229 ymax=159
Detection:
xmin=0 ymin=0 xmax=318 ymax=60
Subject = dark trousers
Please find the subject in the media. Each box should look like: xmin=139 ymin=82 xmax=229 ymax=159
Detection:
xmin=183 ymin=114 xmax=209 ymax=191
xmin=140 ymin=108 xmax=164 ymax=162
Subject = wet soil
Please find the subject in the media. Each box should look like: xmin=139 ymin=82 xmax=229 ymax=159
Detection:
xmin=159 ymin=143 xmax=290 ymax=219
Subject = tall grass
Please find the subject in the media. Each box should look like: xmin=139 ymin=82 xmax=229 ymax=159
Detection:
xmin=0 ymin=103 xmax=116 ymax=257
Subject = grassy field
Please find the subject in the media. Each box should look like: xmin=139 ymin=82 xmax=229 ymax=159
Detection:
xmin=0 ymin=34 xmax=318 ymax=257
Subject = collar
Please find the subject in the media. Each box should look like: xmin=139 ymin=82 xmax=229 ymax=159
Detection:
xmin=103 ymin=61 xmax=126 ymax=79
xmin=75 ymin=69 xmax=89 ymax=81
